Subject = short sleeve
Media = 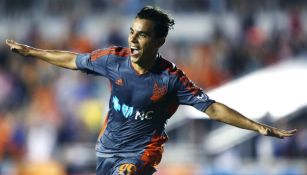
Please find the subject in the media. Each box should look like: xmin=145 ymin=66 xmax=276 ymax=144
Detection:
xmin=169 ymin=68 xmax=215 ymax=112
xmin=76 ymin=49 xmax=110 ymax=76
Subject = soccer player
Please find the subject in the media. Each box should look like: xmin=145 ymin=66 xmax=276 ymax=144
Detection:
xmin=6 ymin=6 xmax=296 ymax=175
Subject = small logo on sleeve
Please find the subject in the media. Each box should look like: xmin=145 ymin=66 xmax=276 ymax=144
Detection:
xmin=195 ymin=92 xmax=208 ymax=101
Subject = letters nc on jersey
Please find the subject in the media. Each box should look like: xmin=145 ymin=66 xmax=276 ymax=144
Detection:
xmin=76 ymin=46 xmax=214 ymax=167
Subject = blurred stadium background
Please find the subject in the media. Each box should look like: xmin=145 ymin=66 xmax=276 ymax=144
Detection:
xmin=1 ymin=0 xmax=307 ymax=174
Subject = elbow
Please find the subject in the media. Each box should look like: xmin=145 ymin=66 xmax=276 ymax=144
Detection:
xmin=205 ymin=102 xmax=222 ymax=121
xmin=58 ymin=61 xmax=77 ymax=70
xmin=209 ymin=113 xmax=222 ymax=122
xmin=65 ymin=55 xmax=78 ymax=70
xmin=68 ymin=55 xmax=78 ymax=69
xmin=68 ymin=63 xmax=78 ymax=70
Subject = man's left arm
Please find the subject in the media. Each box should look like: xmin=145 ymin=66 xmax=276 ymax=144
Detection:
xmin=204 ymin=102 xmax=297 ymax=139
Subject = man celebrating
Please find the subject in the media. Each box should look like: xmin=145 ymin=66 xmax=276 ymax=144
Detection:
xmin=6 ymin=6 xmax=296 ymax=175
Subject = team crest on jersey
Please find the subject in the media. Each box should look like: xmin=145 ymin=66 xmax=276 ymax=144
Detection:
xmin=150 ymin=82 xmax=167 ymax=102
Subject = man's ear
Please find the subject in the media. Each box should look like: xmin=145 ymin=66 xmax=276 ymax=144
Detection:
xmin=156 ymin=37 xmax=165 ymax=48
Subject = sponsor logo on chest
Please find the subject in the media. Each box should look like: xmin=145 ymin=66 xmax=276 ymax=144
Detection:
xmin=112 ymin=96 xmax=154 ymax=120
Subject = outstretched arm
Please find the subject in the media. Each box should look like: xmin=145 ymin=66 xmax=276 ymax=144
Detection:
xmin=204 ymin=102 xmax=297 ymax=139
xmin=6 ymin=39 xmax=78 ymax=70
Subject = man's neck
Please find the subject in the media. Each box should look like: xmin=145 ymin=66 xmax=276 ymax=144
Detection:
xmin=131 ymin=54 xmax=157 ymax=75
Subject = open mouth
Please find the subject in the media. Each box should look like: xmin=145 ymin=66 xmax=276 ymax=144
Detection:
xmin=130 ymin=46 xmax=140 ymax=56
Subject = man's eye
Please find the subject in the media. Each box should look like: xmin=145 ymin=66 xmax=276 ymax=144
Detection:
xmin=139 ymin=33 xmax=146 ymax=37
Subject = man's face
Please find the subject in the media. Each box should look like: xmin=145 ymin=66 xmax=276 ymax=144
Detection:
xmin=128 ymin=18 xmax=163 ymax=64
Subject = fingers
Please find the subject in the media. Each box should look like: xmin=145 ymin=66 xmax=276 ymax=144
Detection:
xmin=273 ymin=128 xmax=297 ymax=139
xmin=5 ymin=39 xmax=11 ymax=44
xmin=6 ymin=39 xmax=16 ymax=46
xmin=280 ymin=129 xmax=297 ymax=137
xmin=260 ymin=125 xmax=297 ymax=139
xmin=5 ymin=39 xmax=24 ymax=53
xmin=6 ymin=39 xmax=18 ymax=51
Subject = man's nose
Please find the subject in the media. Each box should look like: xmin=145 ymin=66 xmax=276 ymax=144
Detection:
xmin=130 ymin=34 xmax=137 ymax=43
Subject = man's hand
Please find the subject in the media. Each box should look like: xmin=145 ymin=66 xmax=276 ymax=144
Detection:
xmin=258 ymin=125 xmax=297 ymax=139
xmin=6 ymin=39 xmax=78 ymax=69
xmin=6 ymin=39 xmax=31 ymax=56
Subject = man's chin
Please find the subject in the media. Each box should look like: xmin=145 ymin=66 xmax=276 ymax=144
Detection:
xmin=130 ymin=56 xmax=140 ymax=63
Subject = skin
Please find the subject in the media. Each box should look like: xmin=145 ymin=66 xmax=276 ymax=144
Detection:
xmin=5 ymin=39 xmax=78 ymax=69
xmin=204 ymin=102 xmax=297 ymax=139
xmin=128 ymin=18 xmax=165 ymax=74
xmin=5 ymin=18 xmax=297 ymax=139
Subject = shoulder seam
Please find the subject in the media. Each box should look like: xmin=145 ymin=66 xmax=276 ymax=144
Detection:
xmin=91 ymin=47 xmax=130 ymax=61
xmin=169 ymin=67 xmax=201 ymax=96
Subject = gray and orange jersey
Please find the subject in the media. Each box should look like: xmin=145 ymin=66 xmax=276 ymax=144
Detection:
xmin=76 ymin=46 xmax=214 ymax=167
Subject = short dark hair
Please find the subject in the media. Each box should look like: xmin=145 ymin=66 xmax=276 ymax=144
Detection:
xmin=136 ymin=6 xmax=175 ymax=38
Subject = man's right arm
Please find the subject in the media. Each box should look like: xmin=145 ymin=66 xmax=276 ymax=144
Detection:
xmin=6 ymin=39 xmax=78 ymax=70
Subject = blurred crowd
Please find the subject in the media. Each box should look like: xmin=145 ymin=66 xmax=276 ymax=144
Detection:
xmin=1 ymin=0 xmax=307 ymax=174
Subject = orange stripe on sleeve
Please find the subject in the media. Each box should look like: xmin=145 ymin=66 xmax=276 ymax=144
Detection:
xmin=91 ymin=47 xmax=131 ymax=61
xmin=169 ymin=68 xmax=201 ymax=95
xmin=91 ymin=49 xmax=111 ymax=61
xmin=111 ymin=47 xmax=131 ymax=57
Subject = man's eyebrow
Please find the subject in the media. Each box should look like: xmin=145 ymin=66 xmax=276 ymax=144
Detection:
xmin=129 ymin=27 xmax=152 ymax=36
